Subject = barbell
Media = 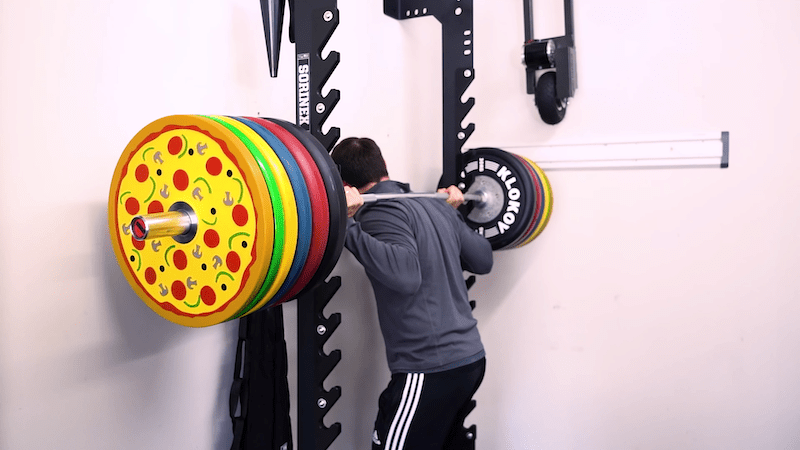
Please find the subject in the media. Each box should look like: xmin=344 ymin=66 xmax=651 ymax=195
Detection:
xmin=108 ymin=115 xmax=553 ymax=327
xmin=131 ymin=191 xmax=487 ymax=240
xmin=360 ymin=191 xmax=484 ymax=204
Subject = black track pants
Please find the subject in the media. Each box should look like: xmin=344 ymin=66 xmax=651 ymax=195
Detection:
xmin=371 ymin=358 xmax=486 ymax=450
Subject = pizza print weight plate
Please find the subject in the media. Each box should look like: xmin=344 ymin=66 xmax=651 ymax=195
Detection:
xmin=108 ymin=115 xmax=274 ymax=327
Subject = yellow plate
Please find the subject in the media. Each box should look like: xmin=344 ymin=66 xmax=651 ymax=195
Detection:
xmin=208 ymin=116 xmax=299 ymax=315
xmin=108 ymin=115 xmax=274 ymax=327
xmin=517 ymin=157 xmax=553 ymax=247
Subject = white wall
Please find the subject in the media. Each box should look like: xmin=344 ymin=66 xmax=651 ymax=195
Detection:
xmin=2 ymin=0 xmax=799 ymax=449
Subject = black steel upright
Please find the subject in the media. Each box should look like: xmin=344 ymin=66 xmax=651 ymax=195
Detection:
xmin=295 ymin=280 xmax=342 ymax=450
xmin=382 ymin=2 xmax=479 ymax=446
xmin=384 ymin=0 xmax=475 ymax=187
xmin=290 ymin=1 xmax=343 ymax=449
xmin=291 ymin=0 xmax=341 ymax=151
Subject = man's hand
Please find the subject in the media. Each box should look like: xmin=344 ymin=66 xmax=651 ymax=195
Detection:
xmin=437 ymin=185 xmax=464 ymax=209
xmin=344 ymin=185 xmax=364 ymax=218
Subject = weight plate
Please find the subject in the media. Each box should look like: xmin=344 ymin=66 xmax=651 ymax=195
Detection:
xmin=506 ymin=153 xmax=544 ymax=249
xmin=233 ymin=117 xmax=313 ymax=308
xmin=248 ymin=117 xmax=330 ymax=304
xmin=519 ymin=157 xmax=553 ymax=245
xmin=108 ymin=115 xmax=274 ymax=327
xmin=207 ymin=116 xmax=298 ymax=317
xmin=267 ymin=118 xmax=347 ymax=299
xmin=494 ymin=151 xmax=536 ymax=251
xmin=457 ymin=148 xmax=536 ymax=250
xmin=509 ymin=155 xmax=546 ymax=248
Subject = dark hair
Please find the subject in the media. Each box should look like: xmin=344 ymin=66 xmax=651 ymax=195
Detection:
xmin=330 ymin=137 xmax=388 ymax=189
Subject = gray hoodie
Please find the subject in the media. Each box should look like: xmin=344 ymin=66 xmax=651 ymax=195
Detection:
xmin=345 ymin=180 xmax=493 ymax=373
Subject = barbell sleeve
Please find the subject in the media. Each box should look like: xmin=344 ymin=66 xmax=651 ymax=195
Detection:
xmin=130 ymin=210 xmax=195 ymax=241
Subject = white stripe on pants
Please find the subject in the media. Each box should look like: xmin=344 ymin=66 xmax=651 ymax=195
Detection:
xmin=384 ymin=373 xmax=425 ymax=450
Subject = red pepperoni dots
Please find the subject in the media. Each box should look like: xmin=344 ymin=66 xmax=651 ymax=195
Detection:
xmin=135 ymin=164 xmax=149 ymax=182
xmin=125 ymin=197 xmax=140 ymax=215
xmin=204 ymin=229 xmax=220 ymax=248
xmin=173 ymin=250 xmax=188 ymax=270
xmin=232 ymin=204 xmax=249 ymax=226
xmin=144 ymin=267 xmax=157 ymax=285
xmin=173 ymin=170 xmax=189 ymax=191
xmin=147 ymin=201 xmax=164 ymax=214
xmin=200 ymin=286 xmax=216 ymax=306
xmin=226 ymin=251 xmax=241 ymax=273
xmin=172 ymin=280 xmax=187 ymax=300
xmin=132 ymin=235 xmax=145 ymax=250
xmin=206 ymin=157 xmax=222 ymax=176
xmin=168 ymin=136 xmax=183 ymax=155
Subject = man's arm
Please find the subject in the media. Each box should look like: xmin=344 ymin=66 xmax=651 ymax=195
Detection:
xmin=438 ymin=185 xmax=493 ymax=274
xmin=344 ymin=205 xmax=422 ymax=295
xmin=437 ymin=185 xmax=465 ymax=208
xmin=344 ymin=185 xmax=364 ymax=218
xmin=457 ymin=215 xmax=493 ymax=275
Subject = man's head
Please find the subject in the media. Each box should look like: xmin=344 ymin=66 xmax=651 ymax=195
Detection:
xmin=331 ymin=137 xmax=388 ymax=191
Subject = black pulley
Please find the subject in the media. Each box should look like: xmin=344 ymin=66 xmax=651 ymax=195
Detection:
xmin=522 ymin=39 xmax=555 ymax=70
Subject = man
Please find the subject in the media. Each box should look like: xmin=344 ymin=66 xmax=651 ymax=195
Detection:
xmin=331 ymin=137 xmax=493 ymax=449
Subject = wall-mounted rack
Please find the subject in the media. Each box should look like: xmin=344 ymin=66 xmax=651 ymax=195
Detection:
xmin=384 ymin=0 xmax=476 ymax=187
